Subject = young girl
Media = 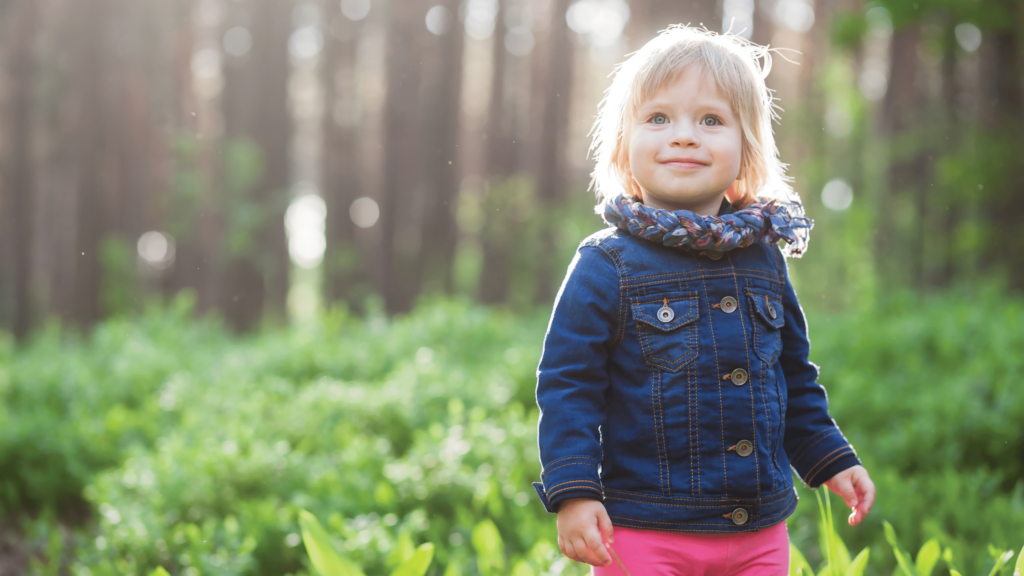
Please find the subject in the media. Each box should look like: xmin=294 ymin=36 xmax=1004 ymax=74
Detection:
xmin=532 ymin=25 xmax=876 ymax=575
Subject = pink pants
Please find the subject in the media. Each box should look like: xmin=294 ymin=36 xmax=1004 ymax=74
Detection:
xmin=592 ymin=522 xmax=789 ymax=576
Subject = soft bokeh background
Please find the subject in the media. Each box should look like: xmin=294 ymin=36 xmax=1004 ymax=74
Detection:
xmin=0 ymin=0 xmax=1022 ymax=574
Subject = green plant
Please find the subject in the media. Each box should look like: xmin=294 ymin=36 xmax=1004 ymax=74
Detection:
xmin=299 ymin=510 xmax=433 ymax=576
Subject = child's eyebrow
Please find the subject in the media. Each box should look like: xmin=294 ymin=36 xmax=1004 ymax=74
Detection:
xmin=638 ymin=99 xmax=735 ymax=117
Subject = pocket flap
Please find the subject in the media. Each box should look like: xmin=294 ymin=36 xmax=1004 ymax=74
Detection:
xmin=632 ymin=292 xmax=699 ymax=332
xmin=747 ymin=292 xmax=785 ymax=329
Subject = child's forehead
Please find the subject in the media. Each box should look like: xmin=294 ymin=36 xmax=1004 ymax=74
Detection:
xmin=636 ymin=68 xmax=734 ymax=111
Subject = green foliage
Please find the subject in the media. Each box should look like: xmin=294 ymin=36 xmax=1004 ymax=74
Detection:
xmin=299 ymin=510 xmax=367 ymax=576
xmin=99 ymin=234 xmax=137 ymax=318
xmin=3 ymin=290 xmax=1024 ymax=575
xmin=222 ymin=138 xmax=269 ymax=260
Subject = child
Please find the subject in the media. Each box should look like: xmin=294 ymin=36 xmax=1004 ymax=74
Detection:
xmin=532 ymin=25 xmax=875 ymax=575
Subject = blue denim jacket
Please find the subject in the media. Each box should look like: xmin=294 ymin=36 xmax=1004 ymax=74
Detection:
xmin=532 ymin=200 xmax=861 ymax=532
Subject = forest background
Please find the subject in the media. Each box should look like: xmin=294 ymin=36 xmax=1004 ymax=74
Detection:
xmin=0 ymin=0 xmax=1022 ymax=574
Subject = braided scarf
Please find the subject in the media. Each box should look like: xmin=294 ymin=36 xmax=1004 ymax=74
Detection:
xmin=599 ymin=193 xmax=813 ymax=257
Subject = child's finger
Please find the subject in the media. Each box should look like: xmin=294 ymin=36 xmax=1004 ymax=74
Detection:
xmin=854 ymin=473 xmax=876 ymax=516
xmin=584 ymin=529 xmax=613 ymax=567
xmin=571 ymin=536 xmax=599 ymax=565
xmin=565 ymin=538 xmax=583 ymax=563
xmin=597 ymin=508 xmax=615 ymax=543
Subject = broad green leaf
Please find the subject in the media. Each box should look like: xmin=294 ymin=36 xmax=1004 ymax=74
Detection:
xmin=845 ymin=548 xmax=869 ymax=576
xmin=915 ymin=539 xmax=940 ymax=576
xmin=299 ymin=510 xmax=367 ymax=576
xmin=472 ymin=519 xmax=505 ymax=575
xmin=950 ymin=571 xmax=962 ymax=576
xmin=882 ymin=521 xmax=917 ymax=576
xmin=510 ymin=560 xmax=535 ymax=576
xmin=790 ymin=542 xmax=814 ymax=576
xmin=442 ymin=557 xmax=464 ymax=576
xmin=1015 ymin=542 xmax=1023 ymax=576
xmin=150 ymin=569 xmax=171 ymax=576
xmin=390 ymin=543 xmax=434 ymax=576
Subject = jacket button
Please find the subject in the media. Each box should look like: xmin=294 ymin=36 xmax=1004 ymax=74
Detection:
xmin=730 ymin=368 xmax=748 ymax=386
xmin=736 ymin=440 xmax=753 ymax=457
xmin=730 ymin=508 xmax=749 ymax=525
xmin=768 ymin=302 xmax=778 ymax=319
xmin=657 ymin=305 xmax=675 ymax=323
xmin=720 ymin=296 xmax=737 ymax=313
xmin=708 ymin=250 xmax=723 ymax=260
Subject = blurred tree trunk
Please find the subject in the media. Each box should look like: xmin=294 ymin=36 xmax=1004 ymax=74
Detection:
xmin=479 ymin=0 xmax=514 ymax=304
xmin=379 ymin=0 xmax=424 ymax=314
xmin=251 ymin=0 xmax=292 ymax=324
xmin=5 ymin=0 xmax=37 ymax=341
xmin=978 ymin=5 xmax=1023 ymax=290
xmin=751 ymin=0 xmax=774 ymax=47
xmin=533 ymin=0 xmax=574 ymax=303
xmin=72 ymin=0 xmax=108 ymax=329
xmin=165 ymin=0 xmax=212 ymax=311
xmin=322 ymin=4 xmax=365 ymax=306
xmin=649 ymin=0 xmax=719 ymax=36
xmin=219 ymin=0 xmax=293 ymax=331
xmin=878 ymin=21 xmax=924 ymax=286
xmin=221 ymin=2 xmax=262 ymax=332
xmin=419 ymin=0 xmax=464 ymax=295
xmin=936 ymin=12 xmax=958 ymax=286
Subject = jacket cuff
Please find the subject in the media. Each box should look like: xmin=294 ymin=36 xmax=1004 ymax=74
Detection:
xmin=533 ymin=483 xmax=603 ymax=513
xmin=532 ymin=456 xmax=604 ymax=514
xmin=789 ymin=427 xmax=861 ymax=488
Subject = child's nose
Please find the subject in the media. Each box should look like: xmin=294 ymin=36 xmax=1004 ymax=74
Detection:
xmin=670 ymin=122 xmax=700 ymax=146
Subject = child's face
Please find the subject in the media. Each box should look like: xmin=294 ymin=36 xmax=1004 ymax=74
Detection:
xmin=627 ymin=66 xmax=743 ymax=215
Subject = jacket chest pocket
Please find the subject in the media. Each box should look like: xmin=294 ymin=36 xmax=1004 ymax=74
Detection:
xmin=747 ymin=291 xmax=785 ymax=364
xmin=631 ymin=292 xmax=699 ymax=373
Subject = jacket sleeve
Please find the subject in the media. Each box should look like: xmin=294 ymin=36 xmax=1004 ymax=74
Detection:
xmin=777 ymin=247 xmax=862 ymax=488
xmin=532 ymin=245 xmax=620 ymax=513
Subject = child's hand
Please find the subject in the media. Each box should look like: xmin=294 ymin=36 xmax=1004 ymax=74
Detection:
xmin=555 ymin=498 xmax=615 ymax=567
xmin=823 ymin=465 xmax=876 ymax=526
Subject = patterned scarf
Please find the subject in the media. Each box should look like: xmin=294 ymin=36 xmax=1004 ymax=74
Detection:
xmin=598 ymin=193 xmax=813 ymax=257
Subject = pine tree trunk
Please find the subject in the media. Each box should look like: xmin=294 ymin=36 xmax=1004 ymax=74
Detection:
xmin=419 ymin=0 xmax=464 ymax=295
xmin=251 ymin=0 xmax=292 ymax=324
xmin=479 ymin=0 xmax=513 ymax=304
xmin=322 ymin=2 xmax=365 ymax=306
xmin=73 ymin=0 xmax=107 ymax=329
xmin=6 ymin=0 xmax=37 ymax=341
xmin=533 ymin=0 xmax=574 ymax=303
xmin=379 ymin=0 xmax=424 ymax=314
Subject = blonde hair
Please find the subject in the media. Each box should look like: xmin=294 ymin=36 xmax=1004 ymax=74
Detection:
xmin=589 ymin=24 xmax=798 ymax=209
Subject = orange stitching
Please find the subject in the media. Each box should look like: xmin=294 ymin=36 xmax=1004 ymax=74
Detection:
xmin=690 ymin=340 xmax=699 ymax=496
xmin=545 ymin=455 xmax=599 ymax=467
xmin=602 ymin=486 xmax=791 ymax=504
xmin=790 ymin=428 xmax=832 ymax=463
xmin=547 ymin=479 xmax=603 ymax=492
xmin=542 ymin=461 xmax=597 ymax=477
xmin=804 ymin=446 xmax=854 ymax=486
xmin=547 ymin=484 xmax=603 ymax=499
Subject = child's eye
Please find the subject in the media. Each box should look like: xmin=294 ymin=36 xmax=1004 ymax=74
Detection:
xmin=649 ymin=113 xmax=669 ymax=125
xmin=701 ymin=116 xmax=723 ymax=127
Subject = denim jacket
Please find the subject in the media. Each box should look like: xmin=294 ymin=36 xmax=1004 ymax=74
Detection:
xmin=532 ymin=199 xmax=861 ymax=532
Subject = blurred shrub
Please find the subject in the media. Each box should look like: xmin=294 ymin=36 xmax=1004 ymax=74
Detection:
xmin=1 ymin=287 xmax=1022 ymax=575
